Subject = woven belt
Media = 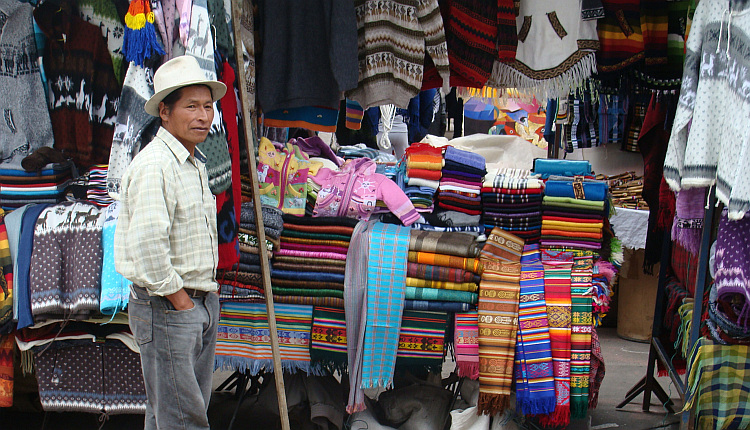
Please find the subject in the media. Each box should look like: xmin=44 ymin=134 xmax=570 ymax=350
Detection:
xmin=184 ymin=288 xmax=209 ymax=298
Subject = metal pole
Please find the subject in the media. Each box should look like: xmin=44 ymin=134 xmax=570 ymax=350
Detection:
xmin=229 ymin=1 xmax=290 ymax=428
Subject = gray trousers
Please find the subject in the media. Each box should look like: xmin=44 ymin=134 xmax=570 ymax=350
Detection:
xmin=128 ymin=286 xmax=219 ymax=430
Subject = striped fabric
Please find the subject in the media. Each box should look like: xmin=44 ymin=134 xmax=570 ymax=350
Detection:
xmin=408 ymin=251 xmax=483 ymax=273
xmin=406 ymin=286 xmax=478 ymax=304
xmin=395 ymin=310 xmax=448 ymax=370
xmin=345 ymin=99 xmax=365 ymax=130
xmin=345 ymin=221 xmax=371 ymax=412
xmin=515 ymin=245 xmax=556 ymax=415
xmin=477 ymin=259 xmax=522 ymax=415
xmin=362 ymin=222 xmax=410 ymax=389
xmin=570 ymin=255 xmax=594 ymax=419
xmin=407 ymin=262 xmax=478 ymax=283
xmin=406 ymin=277 xmax=478 ymax=292
xmin=0 ymin=334 xmax=11 ymax=407
xmin=0 ymin=209 xmax=12 ymax=333
xmin=215 ymin=302 xmax=314 ymax=375
xmin=455 ymin=312 xmax=479 ymax=379
xmin=310 ymin=306 xmax=348 ymax=372
xmin=481 ymin=227 xmax=525 ymax=262
xmin=640 ymin=0 xmax=668 ymax=66
xmin=538 ymin=250 xmax=575 ymax=428
xmin=446 ymin=0 xmax=498 ymax=87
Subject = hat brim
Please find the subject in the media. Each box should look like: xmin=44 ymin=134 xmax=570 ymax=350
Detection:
xmin=144 ymin=80 xmax=228 ymax=117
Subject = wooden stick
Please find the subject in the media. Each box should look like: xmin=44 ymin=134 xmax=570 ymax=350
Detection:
xmin=229 ymin=1 xmax=290 ymax=428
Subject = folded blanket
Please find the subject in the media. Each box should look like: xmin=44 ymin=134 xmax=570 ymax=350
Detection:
xmin=410 ymin=224 xmax=484 ymax=236
xmin=274 ymin=295 xmax=344 ymax=308
xmin=541 ymin=229 xmax=602 ymax=240
xmin=481 ymin=228 xmax=525 ymax=263
xmin=408 ymin=251 xmax=483 ymax=273
xmin=280 ymin=236 xmax=350 ymax=248
xmin=276 ymin=249 xmax=347 ymax=260
xmin=239 ymin=223 xmax=282 ymax=240
xmin=406 ymin=277 xmax=478 ymax=292
xmin=540 ymin=240 xmax=601 ymax=250
xmin=439 ymin=182 xmax=481 ymax=193
xmin=274 ymin=255 xmax=346 ymax=267
xmin=482 ymin=174 xmax=543 ymax=190
xmin=406 ymin=177 xmax=440 ymax=189
xmin=442 ymin=170 xmax=484 ymax=183
xmin=409 ymin=230 xmax=481 ymax=258
xmin=437 ymin=202 xmax=482 ymax=215
xmin=407 ymin=168 xmax=442 ymax=181
xmin=542 ymin=215 xmax=603 ymax=224
xmin=282 ymin=223 xmax=356 ymax=236
xmin=533 ymin=159 xmax=591 ymax=178
xmin=273 ymin=286 xmax=343 ymax=298
xmin=482 ymin=193 xmax=543 ymax=204
xmin=541 ymin=210 xmax=603 ymax=220
xmin=273 ymin=262 xmax=346 ymax=274
xmin=406 ymin=286 xmax=478 ymax=304
xmin=439 ymin=191 xmax=482 ymax=202
xmin=482 ymin=201 xmax=544 ymax=212
xmin=281 ymin=229 xmax=352 ymax=242
xmin=240 ymin=202 xmax=284 ymax=230
xmin=545 ymin=180 xmax=608 ymax=202
xmin=543 ymin=196 xmax=605 ymax=210
xmin=271 ymin=269 xmax=345 ymax=284
xmin=541 ymin=220 xmax=603 ymax=232
xmin=405 ymin=300 xmax=471 ymax=312
xmin=282 ymin=213 xmax=360 ymax=228
xmin=481 ymin=187 xmax=543 ymax=195
xmin=407 ymin=262 xmax=480 ymax=283
xmin=280 ymin=242 xmax=349 ymax=255
xmin=444 ymin=147 xmax=486 ymax=172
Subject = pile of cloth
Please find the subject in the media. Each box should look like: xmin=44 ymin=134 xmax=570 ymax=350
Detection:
xmin=272 ymin=215 xmax=359 ymax=308
xmin=0 ymin=162 xmax=73 ymax=210
xmin=216 ymin=202 xmax=283 ymax=303
xmin=540 ymin=178 xmax=608 ymax=251
xmin=86 ymin=164 xmax=114 ymax=207
xmin=406 ymin=230 xmax=482 ymax=312
xmin=481 ymin=168 xmax=544 ymax=243
xmin=401 ymin=143 xmax=443 ymax=212
xmin=336 ymin=144 xmax=380 ymax=161
xmin=436 ymin=147 xmax=486 ymax=216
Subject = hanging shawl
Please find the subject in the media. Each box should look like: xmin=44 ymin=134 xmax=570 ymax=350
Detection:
xmin=671 ymin=187 xmax=707 ymax=255
xmin=0 ymin=334 xmax=12 ymax=407
xmin=515 ymin=244 xmax=556 ymax=415
xmin=570 ymin=255 xmax=594 ymax=419
xmin=454 ymin=311 xmax=480 ymax=379
xmin=489 ymin=0 xmax=600 ymax=101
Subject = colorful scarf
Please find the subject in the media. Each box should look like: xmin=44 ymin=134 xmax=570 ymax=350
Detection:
xmin=406 ymin=286 xmax=478 ymax=304
xmin=671 ymin=187 xmax=707 ymax=255
xmin=409 ymin=230 xmax=481 ymax=258
xmin=408 ymin=251 xmax=483 ymax=273
xmin=345 ymin=221 xmax=371 ymax=412
xmin=274 ymin=295 xmax=344 ymax=308
xmin=570 ymin=256 xmax=594 ymax=419
xmin=538 ymin=250 xmax=574 ymax=428
xmin=481 ymin=227 xmax=525 ymax=262
xmin=310 ymin=306 xmax=348 ymax=373
xmin=362 ymin=223 xmax=410 ymax=389
xmin=395 ymin=310 xmax=448 ymax=371
xmin=477 ymin=259 xmax=522 ymax=415
xmin=215 ymin=302 xmax=314 ymax=375
xmin=406 ymin=300 xmax=471 ymax=312
xmin=407 ymin=263 xmax=479 ymax=284
xmin=455 ymin=312 xmax=480 ymax=379
xmin=515 ymin=244 xmax=556 ymax=415
xmin=589 ymin=327 xmax=605 ymax=409
xmin=0 ymin=334 xmax=12 ymax=407
xmin=406 ymin=277 xmax=478 ymax=292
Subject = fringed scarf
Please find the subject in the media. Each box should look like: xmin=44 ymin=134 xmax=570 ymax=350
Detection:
xmin=477 ymin=259 xmax=522 ymax=415
xmin=310 ymin=306 xmax=348 ymax=373
xmin=395 ymin=310 xmax=448 ymax=372
xmin=538 ymin=250 xmax=574 ymax=428
xmin=671 ymin=187 xmax=707 ymax=255
xmin=570 ymin=255 xmax=594 ymax=419
xmin=481 ymin=228 xmax=525 ymax=262
xmin=345 ymin=221 xmax=371 ymax=412
xmin=515 ymin=244 xmax=556 ymax=415
xmin=214 ymin=302 xmax=315 ymax=375
xmin=589 ymin=327 xmax=605 ymax=409
xmin=455 ymin=311 xmax=480 ymax=379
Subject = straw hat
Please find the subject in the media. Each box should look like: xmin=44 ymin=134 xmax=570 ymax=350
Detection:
xmin=144 ymin=55 xmax=227 ymax=117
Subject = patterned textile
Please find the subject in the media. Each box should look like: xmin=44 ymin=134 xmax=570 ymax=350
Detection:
xmin=589 ymin=327 xmax=605 ymax=409
xmin=408 ymin=230 xmax=481 ymax=258
xmin=310 ymin=306 xmax=348 ymax=373
xmin=477 ymin=259 xmax=521 ymax=415
xmin=405 ymin=300 xmax=470 ymax=312
xmin=363 ymin=223 xmax=410 ymax=389
xmin=405 ymin=277 xmax=477 ymax=292
xmin=34 ymin=340 xmax=146 ymax=414
xmin=408 ymin=251 xmax=483 ymax=273
xmin=714 ymin=211 xmax=750 ymax=328
xmin=406 ymin=286 xmax=477 ymax=304
xmin=0 ymin=208 xmax=12 ymax=333
xmin=274 ymin=295 xmax=344 ymax=308
xmin=515 ymin=245 xmax=555 ymax=415
xmin=455 ymin=312 xmax=479 ymax=379
xmin=570 ymin=256 xmax=594 ymax=419
xmin=481 ymin=227 xmax=525 ymax=263
xmin=444 ymin=0 xmax=499 ymax=88
xmin=215 ymin=302 xmax=314 ymax=375
xmin=395 ymin=310 xmax=448 ymax=371
xmin=407 ymin=263 xmax=479 ymax=284
xmin=683 ymin=338 xmax=750 ymax=430
xmin=345 ymin=221 xmax=371 ymax=413
xmin=538 ymin=250 xmax=574 ymax=428
xmin=0 ymin=334 xmax=12 ymax=407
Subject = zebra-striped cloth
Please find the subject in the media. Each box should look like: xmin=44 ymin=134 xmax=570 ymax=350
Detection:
xmin=570 ymin=255 xmax=594 ymax=419
xmin=215 ymin=302 xmax=314 ymax=375
xmin=515 ymin=244 xmax=556 ymax=415
xmin=538 ymin=250 xmax=575 ymax=428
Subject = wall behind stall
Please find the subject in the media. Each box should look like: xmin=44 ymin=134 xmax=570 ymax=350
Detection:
xmin=564 ymin=145 xmax=644 ymax=177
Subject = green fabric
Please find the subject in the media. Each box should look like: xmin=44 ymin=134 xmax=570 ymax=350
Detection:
xmin=405 ymin=286 xmax=478 ymax=304
xmin=543 ymin=196 xmax=605 ymax=209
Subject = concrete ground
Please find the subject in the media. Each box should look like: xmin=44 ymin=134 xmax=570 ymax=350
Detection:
xmin=0 ymin=327 xmax=684 ymax=429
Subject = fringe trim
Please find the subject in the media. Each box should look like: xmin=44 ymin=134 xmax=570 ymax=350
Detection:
xmin=537 ymin=404 xmax=570 ymax=428
xmin=571 ymin=398 xmax=588 ymax=420
xmin=477 ymin=392 xmax=510 ymax=416
xmin=456 ymin=361 xmax=479 ymax=380
xmin=671 ymin=224 xmax=702 ymax=255
xmin=310 ymin=359 xmax=347 ymax=376
xmin=489 ymin=53 xmax=597 ymax=102
xmin=517 ymin=394 xmax=556 ymax=416
xmin=214 ymin=356 xmax=326 ymax=376
xmin=21 ymin=349 xmax=34 ymax=375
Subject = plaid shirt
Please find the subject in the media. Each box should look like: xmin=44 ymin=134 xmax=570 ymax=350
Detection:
xmin=115 ymin=127 xmax=218 ymax=296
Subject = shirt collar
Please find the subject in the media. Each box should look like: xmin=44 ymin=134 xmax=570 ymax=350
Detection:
xmin=156 ymin=127 xmax=193 ymax=164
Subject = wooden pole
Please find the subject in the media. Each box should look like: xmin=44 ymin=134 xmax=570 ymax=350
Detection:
xmin=229 ymin=1 xmax=290 ymax=428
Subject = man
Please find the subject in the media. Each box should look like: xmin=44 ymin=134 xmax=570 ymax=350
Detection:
xmin=115 ymin=55 xmax=227 ymax=430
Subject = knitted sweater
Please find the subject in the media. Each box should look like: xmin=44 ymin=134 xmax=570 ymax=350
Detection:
xmin=663 ymin=0 xmax=750 ymax=220
xmin=76 ymin=0 xmax=127 ymax=83
xmin=34 ymin=2 xmax=121 ymax=170
xmin=348 ymin=0 xmax=451 ymax=109
xmin=0 ymin=0 xmax=55 ymax=165
xmin=29 ymin=202 xmax=103 ymax=322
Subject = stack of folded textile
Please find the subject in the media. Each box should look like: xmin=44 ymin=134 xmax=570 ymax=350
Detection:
xmin=436 ymin=147 xmax=486 ymax=216
xmin=405 ymin=230 xmax=483 ymax=312
xmin=336 ymin=144 xmax=380 ymax=161
xmin=0 ymin=162 xmax=73 ymax=210
xmin=401 ymin=143 xmax=443 ymax=212
xmin=273 ymin=215 xmax=360 ymax=308
xmin=216 ymin=202 xmax=284 ymax=302
xmin=481 ymin=168 xmax=544 ymax=243
xmin=541 ymin=178 xmax=609 ymax=251
xmin=86 ymin=165 xmax=114 ymax=207
xmin=240 ymin=174 xmax=254 ymax=203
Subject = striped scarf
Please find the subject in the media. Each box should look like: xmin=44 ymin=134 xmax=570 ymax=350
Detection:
xmin=515 ymin=244 xmax=556 ymax=415
xmin=477 ymin=259 xmax=522 ymax=415
xmin=538 ymin=250 xmax=574 ymax=428
xmin=455 ymin=312 xmax=479 ymax=379
xmin=362 ymin=223 xmax=410 ymax=389
xmin=395 ymin=310 xmax=448 ymax=371
xmin=481 ymin=227 xmax=525 ymax=262
xmin=310 ymin=306 xmax=348 ymax=373
xmin=571 ymin=255 xmax=594 ymax=419
xmin=345 ymin=221 xmax=371 ymax=412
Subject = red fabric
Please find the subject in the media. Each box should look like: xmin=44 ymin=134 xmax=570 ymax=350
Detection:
xmin=407 ymin=168 xmax=442 ymax=181
xmin=543 ymin=215 xmax=604 ymax=224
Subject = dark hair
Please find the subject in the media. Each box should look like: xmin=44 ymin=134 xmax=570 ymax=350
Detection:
xmin=160 ymin=84 xmax=213 ymax=112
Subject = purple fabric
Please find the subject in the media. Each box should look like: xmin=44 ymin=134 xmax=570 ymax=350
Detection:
xmin=542 ymin=210 xmax=603 ymax=220
xmin=290 ymin=136 xmax=344 ymax=166
xmin=714 ymin=210 xmax=750 ymax=328
xmin=275 ymin=249 xmax=348 ymax=260
xmin=671 ymin=187 xmax=707 ymax=254
xmin=444 ymin=146 xmax=486 ymax=171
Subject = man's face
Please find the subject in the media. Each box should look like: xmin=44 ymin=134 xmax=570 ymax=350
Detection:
xmin=159 ymin=85 xmax=215 ymax=148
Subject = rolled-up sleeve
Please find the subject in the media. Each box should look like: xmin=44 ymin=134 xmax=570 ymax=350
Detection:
xmin=115 ymin=162 xmax=183 ymax=296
